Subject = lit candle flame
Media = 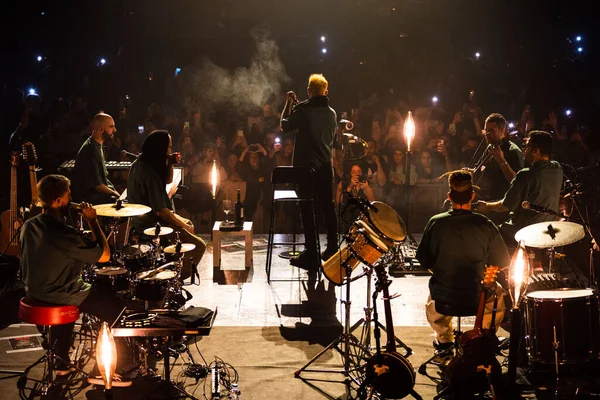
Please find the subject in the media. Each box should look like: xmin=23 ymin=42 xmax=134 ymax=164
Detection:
xmin=509 ymin=241 xmax=530 ymax=307
xmin=403 ymin=111 xmax=415 ymax=152
xmin=96 ymin=322 xmax=117 ymax=389
xmin=211 ymin=160 xmax=218 ymax=199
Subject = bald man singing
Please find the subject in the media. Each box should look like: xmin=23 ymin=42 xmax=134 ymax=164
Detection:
xmin=72 ymin=113 xmax=121 ymax=204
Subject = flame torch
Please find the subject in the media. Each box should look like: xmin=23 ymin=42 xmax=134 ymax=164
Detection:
xmin=402 ymin=111 xmax=416 ymax=228
xmin=96 ymin=321 xmax=117 ymax=398
xmin=210 ymin=160 xmax=218 ymax=199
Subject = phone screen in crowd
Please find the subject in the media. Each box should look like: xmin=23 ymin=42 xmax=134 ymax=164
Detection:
xmin=184 ymin=121 xmax=190 ymax=129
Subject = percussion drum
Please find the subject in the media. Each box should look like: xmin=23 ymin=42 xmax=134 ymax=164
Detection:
xmin=93 ymin=266 xmax=130 ymax=292
xmin=361 ymin=201 xmax=406 ymax=245
xmin=322 ymin=220 xmax=389 ymax=285
xmin=524 ymin=288 xmax=599 ymax=364
xmin=133 ymin=262 xmax=179 ymax=302
xmin=122 ymin=243 xmax=154 ymax=273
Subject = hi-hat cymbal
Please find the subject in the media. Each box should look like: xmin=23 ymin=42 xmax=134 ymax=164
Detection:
xmin=143 ymin=226 xmax=174 ymax=236
xmin=164 ymin=243 xmax=196 ymax=254
xmin=94 ymin=203 xmax=151 ymax=217
xmin=515 ymin=221 xmax=585 ymax=248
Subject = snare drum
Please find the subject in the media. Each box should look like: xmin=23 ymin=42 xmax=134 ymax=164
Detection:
xmin=94 ymin=266 xmax=130 ymax=292
xmin=122 ymin=243 xmax=154 ymax=273
xmin=361 ymin=201 xmax=406 ymax=245
xmin=524 ymin=288 xmax=600 ymax=364
xmin=323 ymin=220 xmax=389 ymax=285
xmin=133 ymin=262 xmax=178 ymax=302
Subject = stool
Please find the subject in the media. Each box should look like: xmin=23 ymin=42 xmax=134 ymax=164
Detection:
xmin=212 ymin=221 xmax=253 ymax=268
xmin=266 ymin=166 xmax=321 ymax=283
xmin=17 ymin=297 xmax=83 ymax=396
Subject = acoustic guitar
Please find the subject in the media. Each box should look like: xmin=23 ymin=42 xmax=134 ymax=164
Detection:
xmin=0 ymin=152 xmax=22 ymax=256
xmin=363 ymin=263 xmax=416 ymax=399
xmin=444 ymin=265 xmax=501 ymax=398
xmin=22 ymin=142 xmax=42 ymax=216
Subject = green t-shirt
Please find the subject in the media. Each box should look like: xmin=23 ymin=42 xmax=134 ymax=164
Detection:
xmin=72 ymin=137 xmax=115 ymax=204
xmin=20 ymin=213 xmax=103 ymax=306
xmin=126 ymin=159 xmax=172 ymax=231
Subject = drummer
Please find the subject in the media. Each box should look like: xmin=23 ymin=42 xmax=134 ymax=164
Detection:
xmin=19 ymin=174 xmax=129 ymax=384
xmin=477 ymin=130 xmax=563 ymax=248
xmin=127 ymin=130 xmax=206 ymax=280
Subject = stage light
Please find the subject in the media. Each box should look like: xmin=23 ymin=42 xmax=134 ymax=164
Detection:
xmin=41 ymin=11 xmax=45 ymax=15
xmin=175 ymin=67 xmax=181 ymax=76
xmin=475 ymin=52 xmax=481 ymax=59
xmin=36 ymin=55 xmax=42 ymax=62
xmin=432 ymin=96 xmax=438 ymax=104
xmin=320 ymin=36 xmax=326 ymax=43
xmin=99 ymin=58 xmax=106 ymax=66
xmin=28 ymin=88 xmax=37 ymax=96
xmin=565 ymin=109 xmax=572 ymax=117
xmin=321 ymin=48 xmax=327 ymax=54
xmin=576 ymin=35 xmax=582 ymax=42
xmin=577 ymin=47 xmax=583 ymax=53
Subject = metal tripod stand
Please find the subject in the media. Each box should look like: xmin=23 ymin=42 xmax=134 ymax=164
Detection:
xmin=294 ymin=262 xmax=373 ymax=389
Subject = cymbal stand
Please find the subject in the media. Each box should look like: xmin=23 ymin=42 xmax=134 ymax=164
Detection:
xmin=295 ymin=262 xmax=373 ymax=390
xmin=152 ymin=223 xmax=164 ymax=264
xmin=106 ymin=217 xmax=123 ymax=260
xmin=570 ymin=196 xmax=599 ymax=288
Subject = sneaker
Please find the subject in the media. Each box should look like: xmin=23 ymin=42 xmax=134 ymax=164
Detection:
xmin=88 ymin=374 xmax=132 ymax=387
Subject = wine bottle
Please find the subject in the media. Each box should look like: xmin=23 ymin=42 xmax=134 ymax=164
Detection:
xmin=235 ymin=189 xmax=244 ymax=227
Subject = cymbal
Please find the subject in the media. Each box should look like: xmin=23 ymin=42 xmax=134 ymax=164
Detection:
xmin=514 ymin=221 xmax=585 ymax=248
xmin=164 ymin=243 xmax=196 ymax=254
xmin=94 ymin=203 xmax=151 ymax=217
xmin=143 ymin=226 xmax=174 ymax=236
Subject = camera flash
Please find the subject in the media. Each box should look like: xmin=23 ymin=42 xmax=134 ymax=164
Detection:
xmin=36 ymin=55 xmax=42 ymax=62
xmin=432 ymin=96 xmax=439 ymax=104
xmin=28 ymin=88 xmax=37 ymax=96
xmin=321 ymin=48 xmax=327 ymax=54
xmin=275 ymin=137 xmax=281 ymax=143
xmin=321 ymin=36 xmax=326 ymax=43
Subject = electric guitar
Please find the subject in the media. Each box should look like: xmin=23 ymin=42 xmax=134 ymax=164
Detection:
xmin=364 ymin=263 xmax=416 ymax=399
xmin=22 ymin=142 xmax=42 ymax=215
xmin=445 ymin=265 xmax=501 ymax=398
xmin=0 ymin=152 xmax=22 ymax=256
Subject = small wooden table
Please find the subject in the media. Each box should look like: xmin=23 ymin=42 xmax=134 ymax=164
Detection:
xmin=212 ymin=221 xmax=253 ymax=268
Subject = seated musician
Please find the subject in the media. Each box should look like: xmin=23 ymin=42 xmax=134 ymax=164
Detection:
xmin=71 ymin=113 xmax=121 ymax=205
xmin=19 ymin=174 xmax=129 ymax=384
xmin=477 ymin=131 xmax=563 ymax=249
xmin=127 ymin=130 xmax=206 ymax=280
xmin=416 ymin=170 xmax=509 ymax=357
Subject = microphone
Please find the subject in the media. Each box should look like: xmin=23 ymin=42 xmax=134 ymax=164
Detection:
xmin=339 ymin=119 xmax=354 ymax=131
xmin=521 ymin=201 xmax=561 ymax=217
xmin=121 ymin=150 xmax=139 ymax=160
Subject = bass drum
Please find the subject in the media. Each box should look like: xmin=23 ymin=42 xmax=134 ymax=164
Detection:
xmin=524 ymin=288 xmax=600 ymax=364
xmin=322 ymin=220 xmax=389 ymax=285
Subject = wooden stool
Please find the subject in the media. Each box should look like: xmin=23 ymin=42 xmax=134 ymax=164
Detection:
xmin=212 ymin=221 xmax=253 ymax=268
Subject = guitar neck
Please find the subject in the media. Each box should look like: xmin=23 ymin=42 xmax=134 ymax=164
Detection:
xmin=10 ymin=165 xmax=17 ymax=222
xmin=380 ymin=273 xmax=397 ymax=353
xmin=473 ymin=289 xmax=487 ymax=329
xmin=29 ymin=166 xmax=39 ymax=205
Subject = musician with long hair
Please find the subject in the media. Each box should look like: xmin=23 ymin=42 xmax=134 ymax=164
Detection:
xmin=127 ymin=130 xmax=206 ymax=279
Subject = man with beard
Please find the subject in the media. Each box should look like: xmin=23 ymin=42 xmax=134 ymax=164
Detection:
xmin=477 ymin=130 xmax=563 ymax=248
xmin=20 ymin=175 xmax=129 ymax=384
xmin=71 ymin=113 xmax=120 ymax=204
xmin=127 ymin=130 xmax=206 ymax=279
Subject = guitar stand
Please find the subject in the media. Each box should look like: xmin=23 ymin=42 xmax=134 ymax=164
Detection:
xmin=351 ymin=264 xmax=412 ymax=357
xmin=295 ymin=263 xmax=372 ymax=391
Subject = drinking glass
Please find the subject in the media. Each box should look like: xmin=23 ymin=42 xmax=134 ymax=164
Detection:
xmin=222 ymin=199 xmax=233 ymax=222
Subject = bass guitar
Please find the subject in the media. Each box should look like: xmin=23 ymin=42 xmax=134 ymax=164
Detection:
xmin=0 ymin=152 xmax=22 ymax=256
xmin=363 ymin=263 xmax=416 ymax=399
xmin=22 ymin=142 xmax=42 ymax=216
xmin=444 ymin=265 xmax=501 ymax=398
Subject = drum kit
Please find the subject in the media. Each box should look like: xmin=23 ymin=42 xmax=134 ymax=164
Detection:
xmin=512 ymin=220 xmax=600 ymax=386
xmin=79 ymin=201 xmax=197 ymax=311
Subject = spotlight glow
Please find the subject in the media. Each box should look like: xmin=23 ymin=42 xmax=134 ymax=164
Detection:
xmin=36 ymin=55 xmax=42 ymax=62
xmin=508 ymin=122 xmax=515 ymax=129
xmin=577 ymin=47 xmax=583 ymax=53
xmin=432 ymin=96 xmax=439 ymax=104
xmin=576 ymin=35 xmax=582 ymax=42
xmin=475 ymin=52 xmax=481 ymax=59
xmin=28 ymin=88 xmax=36 ymax=96
xmin=320 ymin=36 xmax=326 ymax=43
xmin=175 ymin=67 xmax=181 ymax=76
xmin=566 ymin=109 xmax=572 ymax=117
xmin=99 ymin=58 xmax=106 ymax=65
xmin=321 ymin=48 xmax=327 ymax=54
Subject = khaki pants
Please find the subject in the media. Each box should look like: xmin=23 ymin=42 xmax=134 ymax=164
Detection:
xmin=425 ymin=283 xmax=505 ymax=344
xmin=173 ymin=214 xmax=207 ymax=280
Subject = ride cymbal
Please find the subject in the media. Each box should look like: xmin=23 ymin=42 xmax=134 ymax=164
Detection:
xmin=164 ymin=243 xmax=196 ymax=253
xmin=94 ymin=203 xmax=151 ymax=217
xmin=143 ymin=226 xmax=174 ymax=236
xmin=514 ymin=221 xmax=585 ymax=248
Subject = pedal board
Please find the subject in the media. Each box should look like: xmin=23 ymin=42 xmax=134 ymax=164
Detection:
xmin=388 ymin=239 xmax=431 ymax=277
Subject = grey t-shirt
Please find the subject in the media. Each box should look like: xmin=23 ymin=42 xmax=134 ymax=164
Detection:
xmin=20 ymin=213 xmax=103 ymax=306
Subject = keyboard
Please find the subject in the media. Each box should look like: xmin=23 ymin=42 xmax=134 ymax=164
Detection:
xmin=58 ymin=160 xmax=132 ymax=172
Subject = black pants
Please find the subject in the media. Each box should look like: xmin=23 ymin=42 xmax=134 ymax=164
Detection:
xmin=45 ymin=286 xmax=126 ymax=370
xmin=297 ymin=164 xmax=338 ymax=260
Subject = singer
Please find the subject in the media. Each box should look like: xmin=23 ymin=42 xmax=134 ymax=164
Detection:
xmin=280 ymin=74 xmax=339 ymax=269
xmin=71 ymin=113 xmax=121 ymax=204
xmin=477 ymin=131 xmax=562 ymax=247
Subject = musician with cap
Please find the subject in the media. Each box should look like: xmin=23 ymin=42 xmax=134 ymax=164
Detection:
xmin=416 ymin=170 xmax=509 ymax=358
xmin=477 ymin=130 xmax=563 ymax=248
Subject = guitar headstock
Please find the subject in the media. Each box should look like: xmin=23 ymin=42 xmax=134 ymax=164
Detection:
xmin=9 ymin=151 xmax=20 ymax=167
xmin=22 ymin=142 xmax=38 ymax=166
xmin=482 ymin=265 xmax=499 ymax=288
